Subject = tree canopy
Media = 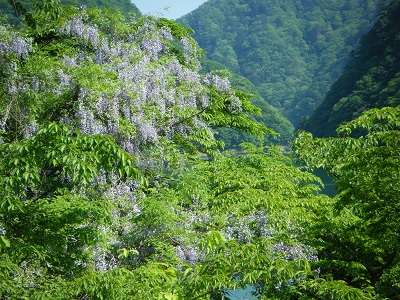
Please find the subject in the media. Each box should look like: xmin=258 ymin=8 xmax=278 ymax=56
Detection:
xmin=0 ymin=0 xmax=399 ymax=299
xmin=293 ymin=105 xmax=400 ymax=298
xmin=0 ymin=0 xmax=141 ymax=27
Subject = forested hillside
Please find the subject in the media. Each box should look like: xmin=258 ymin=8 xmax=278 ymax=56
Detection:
xmin=301 ymin=0 xmax=400 ymax=137
xmin=177 ymin=0 xmax=378 ymax=125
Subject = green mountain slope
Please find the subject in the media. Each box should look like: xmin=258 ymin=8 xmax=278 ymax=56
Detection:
xmin=301 ymin=0 xmax=400 ymax=137
xmin=177 ymin=0 xmax=378 ymax=125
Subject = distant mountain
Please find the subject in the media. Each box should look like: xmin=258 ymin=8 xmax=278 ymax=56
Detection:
xmin=0 ymin=0 xmax=141 ymax=26
xmin=300 ymin=0 xmax=400 ymax=137
xmin=177 ymin=0 xmax=378 ymax=125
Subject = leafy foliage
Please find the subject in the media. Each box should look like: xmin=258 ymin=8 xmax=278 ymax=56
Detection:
xmin=293 ymin=106 xmax=400 ymax=298
xmin=0 ymin=122 xmax=141 ymax=298
xmin=0 ymin=0 xmax=141 ymax=27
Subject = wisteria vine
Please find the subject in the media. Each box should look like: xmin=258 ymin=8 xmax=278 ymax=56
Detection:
xmin=1 ymin=10 xmax=246 ymax=158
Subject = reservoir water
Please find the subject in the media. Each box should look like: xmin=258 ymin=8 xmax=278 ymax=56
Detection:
xmin=313 ymin=168 xmax=337 ymax=198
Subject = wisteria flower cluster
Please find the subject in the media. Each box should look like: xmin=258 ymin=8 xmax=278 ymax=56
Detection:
xmin=0 ymin=24 xmax=33 ymax=132
xmin=0 ymin=24 xmax=32 ymax=60
xmin=2 ymin=11 xmax=245 ymax=158
xmin=224 ymin=211 xmax=271 ymax=242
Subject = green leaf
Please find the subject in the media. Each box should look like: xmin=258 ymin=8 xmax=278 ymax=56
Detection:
xmin=0 ymin=236 xmax=10 ymax=251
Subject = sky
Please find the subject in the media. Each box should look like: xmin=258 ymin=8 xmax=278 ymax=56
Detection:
xmin=131 ymin=0 xmax=208 ymax=20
